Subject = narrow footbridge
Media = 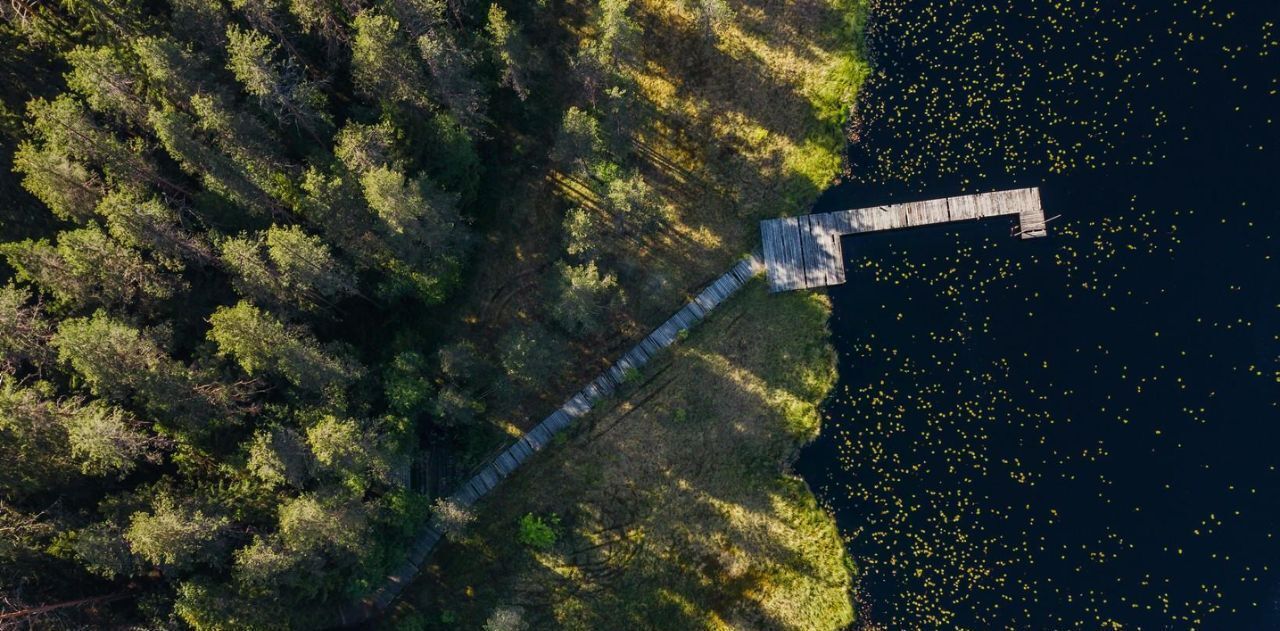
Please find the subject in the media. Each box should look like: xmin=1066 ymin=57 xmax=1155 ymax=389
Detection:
xmin=761 ymin=187 xmax=1048 ymax=292
xmin=338 ymin=187 xmax=1050 ymax=626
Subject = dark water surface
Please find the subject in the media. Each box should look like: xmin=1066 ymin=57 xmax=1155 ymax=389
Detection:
xmin=796 ymin=0 xmax=1279 ymax=628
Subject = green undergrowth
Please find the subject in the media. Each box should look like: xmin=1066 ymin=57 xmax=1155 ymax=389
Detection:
xmin=395 ymin=281 xmax=854 ymax=630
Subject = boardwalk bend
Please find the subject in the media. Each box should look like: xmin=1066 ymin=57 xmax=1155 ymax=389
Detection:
xmin=335 ymin=186 xmax=1049 ymax=626
xmin=760 ymin=187 xmax=1048 ymax=292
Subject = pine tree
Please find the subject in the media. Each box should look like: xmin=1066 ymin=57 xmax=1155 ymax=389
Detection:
xmin=220 ymin=224 xmax=356 ymax=314
xmin=125 ymin=495 xmax=229 ymax=571
xmin=1 ymin=226 xmax=183 ymax=312
xmin=51 ymin=312 xmax=231 ymax=433
xmin=351 ymin=11 xmax=430 ymax=108
xmin=64 ymin=45 xmax=148 ymax=124
xmin=594 ymin=0 xmax=640 ymax=65
xmin=485 ymin=4 xmax=532 ymax=100
xmin=0 ymin=284 xmax=54 ymax=372
xmin=225 ymin=24 xmax=330 ymax=144
xmin=245 ymin=426 xmax=313 ymax=489
xmin=207 ymin=301 xmax=363 ymax=395
xmin=11 ymin=140 xmax=103 ymax=223
xmin=26 ymin=95 xmax=185 ymax=196
xmin=334 ymin=120 xmax=401 ymax=173
xmin=551 ymin=107 xmax=606 ymax=175
xmin=0 ymin=381 xmax=77 ymax=497
xmin=550 ymin=260 xmax=619 ymax=334
xmin=95 ymin=187 xmax=210 ymax=268
xmin=61 ymin=401 xmax=156 ymax=477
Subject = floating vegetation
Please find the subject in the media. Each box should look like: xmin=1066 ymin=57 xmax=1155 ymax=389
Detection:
xmin=800 ymin=0 xmax=1279 ymax=628
xmin=845 ymin=0 xmax=1279 ymax=192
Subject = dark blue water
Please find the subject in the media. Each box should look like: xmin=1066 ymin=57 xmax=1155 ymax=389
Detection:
xmin=797 ymin=1 xmax=1280 ymax=628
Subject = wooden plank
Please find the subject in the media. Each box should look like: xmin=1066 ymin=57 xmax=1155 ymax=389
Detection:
xmin=977 ymin=191 xmax=994 ymax=217
xmin=592 ymin=374 xmax=615 ymax=397
xmin=779 ymin=217 xmax=806 ymax=290
xmin=829 ymin=231 xmax=846 ymax=285
xmin=669 ymin=309 xmax=690 ymax=331
xmin=782 ymin=217 xmax=801 ymax=290
xmin=475 ymin=469 xmax=496 ymax=492
xmin=821 ymin=213 xmax=844 ymax=285
xmin=947 ymin=193 xmax=979 ymax=220
xmin=518 ymin=433 xmax=540 ymax=453
xmin=798 ymin=216 xmax=822 ymax=287
xmin=629 ymin=345 xmax=650 ymax=368
xmin=845 ymin=208 xmax=867 ymax=233
xmin=921 ymin=198 xmax=950 ymax=224
xmin=638 ymin=335 xmax=661 ymax=358
xmin=774 ymin=217 xmax=796 ymax=292
xmin=550 ymin=409 xmax=573 ymax=430
xmin=500 ymin=450 xmax=519 ymax=470
xmin=808 ymin=216 xmax=828 ymax=287
xmin=580 ymin=382 xmax=603 ymax=403
xmin=509 ymin=441 xmax=531 ymax=462
xmin=528 ymin=424 xmax=551 ymax=446
xmin=760 ymin=219 xmax=784 ymax=292
xmin=680 ymin=303 xmax=703 ymax=324
xmin=827 ymin=209 xmax=852 ymax=234
xmin=453 ymin=485 xmax=478 ymax=507
xmin=693 ymin=287 xmax=716 ymax=312
xmin=904 ymin=201 xmax=926 ymax=226
xmin=687 ymin=297 xmax=708 ymax=319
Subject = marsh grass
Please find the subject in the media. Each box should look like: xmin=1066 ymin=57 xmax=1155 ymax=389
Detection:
xmin=401 ymin=0 xmax=868 ymax=626
xmin=400 ymin=282 xmax=854 ymax=629
xmin=448 ymin=0 xmax=869 ymax=449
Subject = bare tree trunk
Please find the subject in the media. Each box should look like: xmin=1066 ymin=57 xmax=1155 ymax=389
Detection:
xmin=0 ymin=591 xmax=130 ymax=627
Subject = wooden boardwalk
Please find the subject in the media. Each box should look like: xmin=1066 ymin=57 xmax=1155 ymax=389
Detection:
xmin=334 ymin=188 xmax=1050 ymax=626
xmin=334 ymin=254 xmax=765 ymax=627
xmin=761 ymin=187 xmax=1048 ymax=292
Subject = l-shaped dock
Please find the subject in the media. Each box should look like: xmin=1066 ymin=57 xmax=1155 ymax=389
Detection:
xmin=760 ymin=187 xmax=1048 ymax=292
xmin=341 ymin=186 xmax=1050 ymax=626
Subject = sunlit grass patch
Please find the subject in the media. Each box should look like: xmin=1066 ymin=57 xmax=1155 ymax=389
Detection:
xmin=400 ymin=281 xmax=853 ymax=629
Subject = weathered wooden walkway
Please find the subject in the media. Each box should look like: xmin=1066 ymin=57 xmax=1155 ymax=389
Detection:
xmin=335 ymin=254 xmax=765 ymax=627
xmin=761 ymin=187 xmax=1048 ymax=292
xmin=335 ymin=187 xmax=1052 ymax=626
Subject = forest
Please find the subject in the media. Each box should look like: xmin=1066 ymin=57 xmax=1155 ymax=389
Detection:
xmin=0 ymin=0 xmax=865 ymax=628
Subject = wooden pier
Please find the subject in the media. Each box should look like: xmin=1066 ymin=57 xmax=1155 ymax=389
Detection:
xmin=760 ymin=187 xmax=1048 ymax=292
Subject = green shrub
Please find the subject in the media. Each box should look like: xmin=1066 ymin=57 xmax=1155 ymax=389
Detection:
xmin=516 ymin=513 xmax=558 ymax=550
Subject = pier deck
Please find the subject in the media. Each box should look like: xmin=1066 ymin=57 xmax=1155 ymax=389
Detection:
xmin=760 ymin=187 xmax=1047 ymax=292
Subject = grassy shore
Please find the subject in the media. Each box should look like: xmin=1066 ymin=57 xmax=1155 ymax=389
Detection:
xmin=397 ymin=0 xmax=869 ymax=627
xmin=398 ymin=281 xmax=852 ymax=629
xmin=447 ymin=0 xmax=869 ymax=452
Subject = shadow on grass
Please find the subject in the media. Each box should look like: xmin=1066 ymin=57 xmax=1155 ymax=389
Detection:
xmin=395 ymin=281 xmax=854 ymax=630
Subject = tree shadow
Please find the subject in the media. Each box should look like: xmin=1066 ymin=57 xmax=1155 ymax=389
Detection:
xmin=402 ymin=283 xmax=852 ymax=629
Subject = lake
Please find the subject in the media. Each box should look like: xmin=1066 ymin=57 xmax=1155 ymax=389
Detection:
xmin=795 ymin=0 xmax=1280 ymax=628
